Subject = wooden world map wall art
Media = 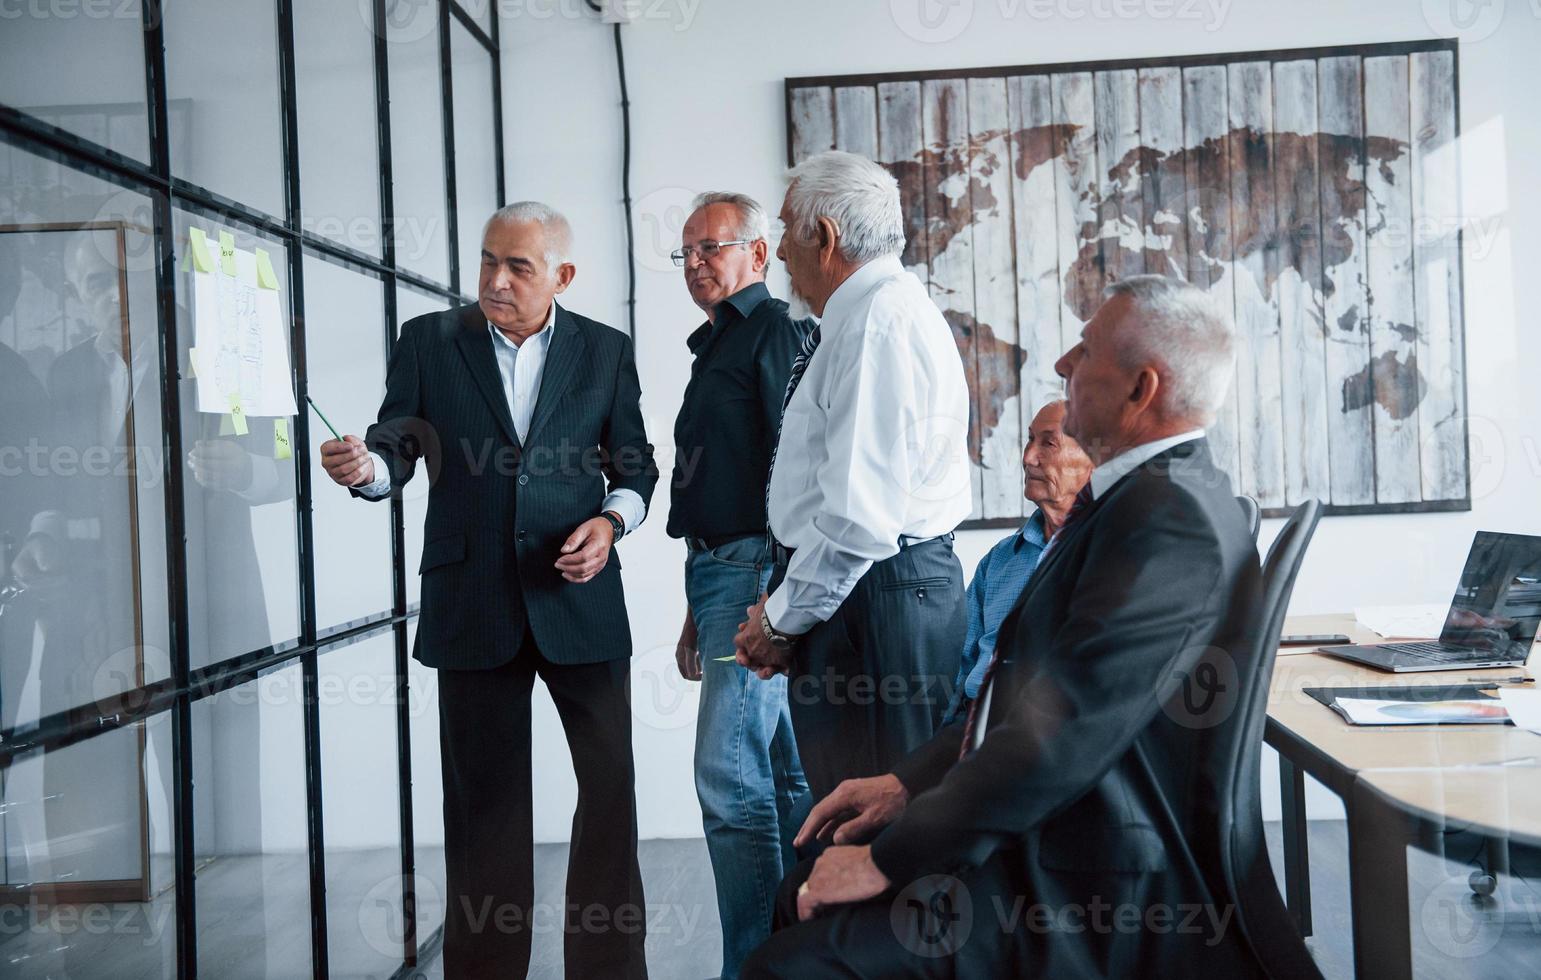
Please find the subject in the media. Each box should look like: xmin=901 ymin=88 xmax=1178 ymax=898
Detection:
xmin=786 ymin=39 xmax=1469 ymax=526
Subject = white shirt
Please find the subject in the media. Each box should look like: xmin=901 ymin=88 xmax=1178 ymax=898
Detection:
xmin=358 ymin=302 xmax=644 ymax=533
xmin=765 ymin=254 xmax=973 ymax=635
xmin=971 ymin=427 xmax=1206 ymax=750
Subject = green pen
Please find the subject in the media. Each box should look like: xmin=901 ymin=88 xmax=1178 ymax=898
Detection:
xmin=306 ymin=395 xmax=343 ymax=442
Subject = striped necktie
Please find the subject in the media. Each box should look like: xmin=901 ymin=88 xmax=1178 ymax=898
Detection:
xmin=764 ymin=324 xmax=821 ymax=529
xmin=957 ymin=482 xmax=1094 ymax=760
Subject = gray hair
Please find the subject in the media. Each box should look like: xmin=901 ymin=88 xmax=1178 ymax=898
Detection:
xmin=1103 ymin=274 xmax=1235 ymax=424
xmin=783 ymin=150 xmax=905 ymax=264
xmin=690 ymin=191 xmax=770 ymax=243
xmin=483 ymin=201 xmax=573 ymax=271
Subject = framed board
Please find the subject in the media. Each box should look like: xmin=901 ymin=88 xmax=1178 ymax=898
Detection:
xmin=786 ymin=39 xmax=1469 ymax=525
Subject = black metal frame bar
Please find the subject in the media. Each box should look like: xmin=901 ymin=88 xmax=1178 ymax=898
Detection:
xmin=0 ymin=1 xmax=504 ymax=975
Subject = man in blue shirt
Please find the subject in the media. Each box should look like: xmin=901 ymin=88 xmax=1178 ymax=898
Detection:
xmin=943 ymin=399 xmax=1093 ymax=723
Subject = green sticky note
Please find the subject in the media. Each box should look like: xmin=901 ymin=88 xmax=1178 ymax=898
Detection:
xmin=187 ymin=347 xmax=198 ymax=378
xmin=218 ymin=413 xmax=235 ymax=436
xmin=188 ymin=227 xmax=213 ymax=272
xmin=255 ymin=248 xmax=279 ymax=289
xmin=273 ymin=419 xmax=292 ymax=460
xmin=226 ymin=393 xmax=248 ymax=436
xmin=218 ymin=230 xmax=237 ymax=277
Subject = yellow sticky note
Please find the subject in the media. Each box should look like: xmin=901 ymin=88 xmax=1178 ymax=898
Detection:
xmin=188 ymin=228 xmax=213 ymax=272
xmin=255 ymin=248 xmax=279 ymax=290
xmin=273 ymin=419 xmax=292 ymax=460
xmin=187 ymin=347 xmax=198 ymax=378
xmin=226 ymin=393 xmax=248 ymax=436
xmin=218 ymin=230 xmax=237 ymax=277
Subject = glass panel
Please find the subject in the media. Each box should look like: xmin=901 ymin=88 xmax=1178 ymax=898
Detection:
xmin=406 ymin=618 xmax=445 ymax=949
xmin=191 ymin=661 xmax=311 ymax=977
xmin=450 ymin=21 xmax=497 ymax=297
xmin=0 ymin=144 xmax=172 ymax=728
xmin=172 ymin=207 xmax=302 ymax=670
xmin=293 ymin=0 xmax=381 ymax=257
xmin=385 ymin=0 xmax=451 ymax=286
xmin=0 ymin=713 xmax=176 ymax=979
xmin=393 ymin=285 xmax=449 ymax=608
xmin=0 ymin=0 xmax=150 ymax=163
xmin=163 ymin=0 xmax=284 ymax=218
xmin=303 ymin=256 xmax=392 ymax=631
xmin=318 ymin=632 xmax=403 ymax=975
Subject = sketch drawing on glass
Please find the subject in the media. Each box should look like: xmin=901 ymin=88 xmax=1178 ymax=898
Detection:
xmin=786 ymin=39 xmax=1469 ymax=526
xmin=0 ymin=220 xmax=151 ymax=904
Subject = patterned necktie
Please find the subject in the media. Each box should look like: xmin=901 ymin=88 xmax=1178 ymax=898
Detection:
xmin=957 ymin=482 xmax=1095 ymax=760
xmin=764 ymin=325 xmax=821 ymax=529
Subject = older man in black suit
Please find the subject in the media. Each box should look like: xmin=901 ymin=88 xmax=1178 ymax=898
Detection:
xmin=321 ymin=203 xmax=656 ymax=979
xmin=744 ymin=275 xmax=1288 ymax=978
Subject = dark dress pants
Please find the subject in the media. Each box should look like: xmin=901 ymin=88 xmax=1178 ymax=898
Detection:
xmin=779 ymin=536 xmax=966 ymax=803
xmin=436 ymin=630 xmax=648 ymax=979
xmin=742 ymin=852 xmax=1024 ymax=979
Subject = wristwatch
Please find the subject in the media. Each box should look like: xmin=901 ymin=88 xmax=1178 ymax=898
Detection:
xmin=760 ymin=609 xmax=797 ymax=650
xmin=600 ymin=511 xmax=625 ymax=541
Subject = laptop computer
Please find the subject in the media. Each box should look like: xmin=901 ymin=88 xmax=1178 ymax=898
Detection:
xmin=1320 ymin=531 xmax=1541 ymax=673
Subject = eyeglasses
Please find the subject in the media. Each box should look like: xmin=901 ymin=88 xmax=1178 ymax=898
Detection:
xmin=671 ymin=239 xmax=755 ymax=267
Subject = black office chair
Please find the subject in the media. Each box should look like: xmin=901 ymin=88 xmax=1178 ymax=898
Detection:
xmin=1215 ymin=498 xmax=1324 ymax=979
xmin=1237 ymin=494 xmax=1262 ymax=543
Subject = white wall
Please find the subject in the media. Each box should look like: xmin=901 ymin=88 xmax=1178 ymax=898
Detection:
xmin=497 ymin=0 xmax=1541 ymax=840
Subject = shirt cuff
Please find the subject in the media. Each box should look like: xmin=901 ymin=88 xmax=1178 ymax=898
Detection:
xmin=355 ymin=452 xmax=393 ymax=499
xmin=601 ymin=489 xmax=645 ymax=536
xmin=764 ymin=588 xmax=819 ymax=637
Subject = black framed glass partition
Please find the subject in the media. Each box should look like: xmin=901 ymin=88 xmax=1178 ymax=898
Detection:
xmin=0 ymin=2 xmax=504 ymax=976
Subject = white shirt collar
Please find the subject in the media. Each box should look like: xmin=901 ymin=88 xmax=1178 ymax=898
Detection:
xmin=487 ymin=300 xmax=557 ymax=350
xmin=1088 ymin=429 xmax=1206 ymax=500
xmin=818 ymin=254 xmax=905 ymax=329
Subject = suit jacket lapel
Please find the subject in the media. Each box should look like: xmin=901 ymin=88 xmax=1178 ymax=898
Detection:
xmin=524 ymin=306 xmax=586 ymax=447
xmin=454 ymin=304 xmax=522 ymax=449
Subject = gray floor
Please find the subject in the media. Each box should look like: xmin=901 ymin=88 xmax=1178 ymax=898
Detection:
xmin=4 ymin=824 xmax=1538 ymax=978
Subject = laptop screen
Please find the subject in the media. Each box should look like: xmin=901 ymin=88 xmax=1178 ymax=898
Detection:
xmin=1438 ymin=531 xmax=1541 ymax=657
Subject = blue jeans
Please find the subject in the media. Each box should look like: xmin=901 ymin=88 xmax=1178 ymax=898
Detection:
xmin=686 ymin=535 xmax=808 ymax=979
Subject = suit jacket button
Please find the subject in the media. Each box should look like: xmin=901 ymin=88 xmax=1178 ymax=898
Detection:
xmin=518 ymin=474 xmax=529 ymax=486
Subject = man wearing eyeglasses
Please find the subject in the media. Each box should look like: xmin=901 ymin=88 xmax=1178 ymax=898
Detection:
xmin=667 ymin=191 xmax=813 ymax=980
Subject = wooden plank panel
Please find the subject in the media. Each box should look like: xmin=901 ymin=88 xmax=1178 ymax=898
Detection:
xmin=1008 ymin=73 xmax=1067 ymax=458
xmin=1362 ymin=55 xmax=1422 ymax=505
xmin=1181 ymin=64 xmax=1241 ymax=485
xmin=1049 ymin=71 xmax=1100 ymax=356
xmin=1271 ymin=58 xmax=1332 ymax=505
xmin=789 ymin=87 xmax=833 ymax=164
xmin=877 ymin=81 xmax=929 ymax=289
xmin=1093 ymin=69 xmax=1143 ymax=283
xmin=1316 ymin=55 xmax=1375 ymax=506
xmin=833 ymin=86 xmax=878 ymax=159
xmin=921 ymin=78 xmax=983 ymax=517
xmin=1226 ymin=60 xmax=1285 ymax=508
xmin=1408 ymin=49 xmax=1467 ymax=502
xmin=966 ymin=76 xmax=1024 ymax=519
xmin=1136 ymin=66 xmax=1188 ymax=278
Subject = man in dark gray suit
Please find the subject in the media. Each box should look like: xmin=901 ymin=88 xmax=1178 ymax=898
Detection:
xmin=746 ymin=276 xmax=1291 ymax=978
xmin=321 ymin=202 xmax=656 ymax=979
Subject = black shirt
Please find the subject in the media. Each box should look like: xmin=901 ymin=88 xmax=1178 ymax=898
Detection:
xmin=666 ymin=282 xmax=814 ymax=542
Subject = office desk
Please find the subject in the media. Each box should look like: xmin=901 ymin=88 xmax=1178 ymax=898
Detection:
xmin=1265 ymin=613 xmax=1541 ymax=979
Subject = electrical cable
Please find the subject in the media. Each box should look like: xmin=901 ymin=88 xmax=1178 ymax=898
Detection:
xmin=588 ymin=1 xmax=638 ymax=342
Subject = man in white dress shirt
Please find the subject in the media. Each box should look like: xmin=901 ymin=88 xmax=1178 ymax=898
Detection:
xmin=734 ymin=150 xmax=974 ymax=802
